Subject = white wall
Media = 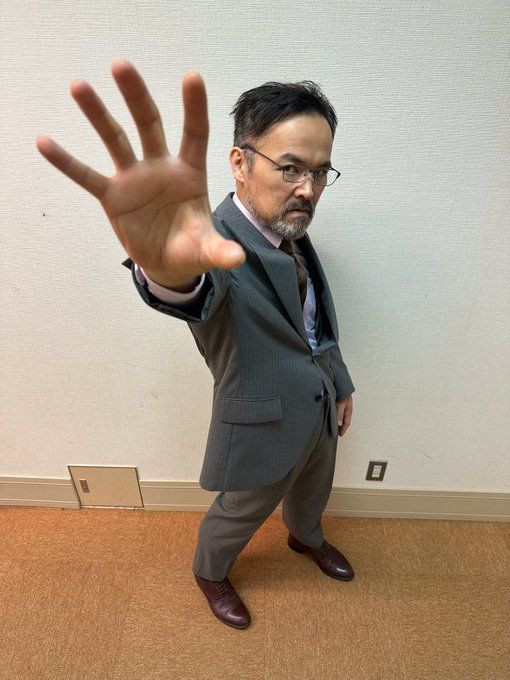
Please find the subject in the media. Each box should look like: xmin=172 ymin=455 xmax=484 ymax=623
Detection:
xmin=1 ymin=0 xmax=508 ymax=492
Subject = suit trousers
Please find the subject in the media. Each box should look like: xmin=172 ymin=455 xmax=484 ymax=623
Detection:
xmin=192 ymin=390 xmax=337 ymax=581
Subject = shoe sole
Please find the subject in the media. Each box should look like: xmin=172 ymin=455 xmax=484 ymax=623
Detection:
xmin=222 ymin=618 xmax=251 ymax=629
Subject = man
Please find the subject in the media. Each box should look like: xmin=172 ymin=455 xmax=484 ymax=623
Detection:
xmin=36 ymin=58 xmax=355 ymax=631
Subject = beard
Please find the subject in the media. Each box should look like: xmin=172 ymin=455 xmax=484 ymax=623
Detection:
xmin=243 ymin=192 xmax=313 ymax=241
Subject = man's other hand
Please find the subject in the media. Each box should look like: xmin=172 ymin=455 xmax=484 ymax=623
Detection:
xmin=336 ymin=394 xmax=353 ymax=437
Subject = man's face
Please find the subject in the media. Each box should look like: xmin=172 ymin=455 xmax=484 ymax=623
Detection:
xmin=231 ymin=114 xmax=333 ymax=240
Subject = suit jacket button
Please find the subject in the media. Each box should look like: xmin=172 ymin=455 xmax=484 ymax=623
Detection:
xmin=315 ymin=392 xmax=323 ymax=401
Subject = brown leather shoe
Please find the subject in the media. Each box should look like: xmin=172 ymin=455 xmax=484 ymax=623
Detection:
xmin=194 ymin=573 xmax=251 ymax=629
xmin=288 ymin=533 xmax=355 ymax=581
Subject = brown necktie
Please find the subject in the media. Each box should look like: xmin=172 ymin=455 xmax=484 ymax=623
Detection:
xmin=279 ymin=238 xmax=308 ymax=308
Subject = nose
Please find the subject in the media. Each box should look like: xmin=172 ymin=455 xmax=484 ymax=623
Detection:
xmin=293 ymin=174 xmax=315 ymax=200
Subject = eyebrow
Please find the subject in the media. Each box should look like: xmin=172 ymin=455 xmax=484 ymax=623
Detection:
xmin=277 ymin=152 xmax=332 ymax=169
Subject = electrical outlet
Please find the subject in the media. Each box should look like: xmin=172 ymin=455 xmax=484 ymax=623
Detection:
xmin=366 ymin=460 xmax=387 ymax=481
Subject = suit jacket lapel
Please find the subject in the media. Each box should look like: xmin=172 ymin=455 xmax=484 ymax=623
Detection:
xmin=214 ymin=193 xmax=336 ymax=348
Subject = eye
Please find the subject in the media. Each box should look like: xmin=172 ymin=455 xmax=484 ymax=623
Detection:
xmin=282 ymin=164 xmax=300 ymax=175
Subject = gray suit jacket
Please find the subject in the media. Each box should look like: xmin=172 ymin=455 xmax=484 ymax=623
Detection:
xmin=122 ymin=191 xmax=355 ymax=491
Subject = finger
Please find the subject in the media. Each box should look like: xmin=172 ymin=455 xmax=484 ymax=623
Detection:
xmin=111 ymin=58 xmax=170 ymax=159
xmin=35 ymin=135 xmax=109 ymax=200
xmin=200 ymin=231 xmax=246 ymax=271
xmin=69 ymin=79 xmax=138 ymax=171
xmin=339 ymin=409 xmax=351 ymax=433
xmin=179 ymin=70 xmax=209 ymax=172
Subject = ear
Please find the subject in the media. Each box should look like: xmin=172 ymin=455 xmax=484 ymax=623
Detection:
xmin=229 ymin=147 xmax=246 ymax=184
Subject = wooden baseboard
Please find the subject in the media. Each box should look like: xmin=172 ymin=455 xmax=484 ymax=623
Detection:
xmin=0 ymin=476 xmax=508 ymax=521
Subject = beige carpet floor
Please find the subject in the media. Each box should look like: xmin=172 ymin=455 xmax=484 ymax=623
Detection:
xmin=0 ymin=506 xmax=508 ymax=680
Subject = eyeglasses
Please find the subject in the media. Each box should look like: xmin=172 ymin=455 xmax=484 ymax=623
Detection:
xmin=240 ymin=144 xmax=341 ymax=187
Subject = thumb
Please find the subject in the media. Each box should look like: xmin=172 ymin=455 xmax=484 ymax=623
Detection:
xmin=204 ymin=232 xmax=246 ymax=270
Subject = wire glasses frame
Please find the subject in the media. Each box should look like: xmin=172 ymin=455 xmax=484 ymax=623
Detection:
xmin=241 ymin=144 xmax=341 ymax=187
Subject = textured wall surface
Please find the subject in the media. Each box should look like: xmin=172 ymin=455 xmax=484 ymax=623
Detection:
xmin=1 ymin=1 xmax=508 ymax=491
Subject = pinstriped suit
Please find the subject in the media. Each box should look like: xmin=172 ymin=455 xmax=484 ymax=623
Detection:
xmin=122 ymin=191 xmax=355 ymax=579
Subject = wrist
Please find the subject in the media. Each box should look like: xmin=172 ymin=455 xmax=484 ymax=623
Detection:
xmin=143 ymin=269 xmax=201 ymax=292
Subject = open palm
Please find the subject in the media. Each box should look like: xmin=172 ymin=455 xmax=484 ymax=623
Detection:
xmin=35 ymin=58 xmax=245 ymax=286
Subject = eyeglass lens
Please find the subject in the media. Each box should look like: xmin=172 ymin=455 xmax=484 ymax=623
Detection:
xmin=283 ymin=167 xmax=338 ymax=186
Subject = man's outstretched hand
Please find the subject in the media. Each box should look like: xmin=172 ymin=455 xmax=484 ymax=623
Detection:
xmin=35 ymin=58 xmax=245 ymax=288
